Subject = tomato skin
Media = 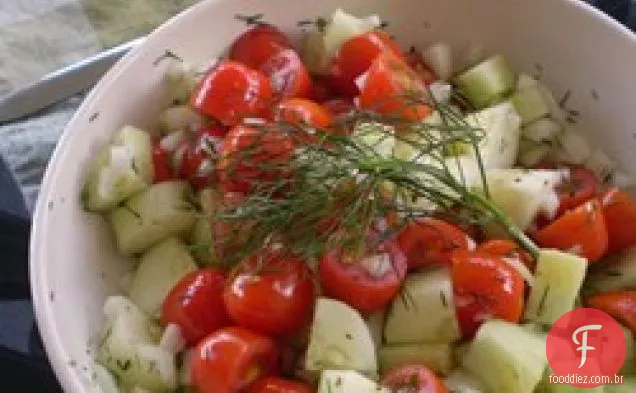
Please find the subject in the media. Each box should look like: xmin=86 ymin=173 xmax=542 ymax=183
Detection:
xmin=151 ymin=142 xmax=175 ymax=183
xmin=217 ymin=125 xmax=295 ymax=193
xmin=191 ymin=327 xmax=280 ymax=393
xmin=319 ymin=242 xmax=408 ymax=313
xmin=224 ymin=253 xmax=315 ymax=336
xmin=381 ymin=364 xmax=448 ymax=393
xmin=555 ymin=167 xmax=598 ymax=217
xmin=451 ymin=250 xmax=525 ymax=338
xmin=586 ymin=291 xmax=636 ymax=334
xmin=260 ymin=49 xmax=313 ymax=100
xmin=397 ymin=218 xmax=471 ymax=270
xmin=477 ymin=239 xmax=535 ymax=272
xmin=533 ymin=198 xmax=608 ymax=262
xmin=404 ymin=48 xmax=437 ymax=85
xmin=358 ymin=52 xmax=432 ymax=122
xmin=191 ymin=61 xmax=273 ymax=126
xmin=174 ymin=127 xmax=224 ymax=189
xmin=329 ymin=30 xmax=404 ymax=97
xmin=246 ymin=377 xmax=315 ymax=393
xmin=601 ymin=187 xmax=636 ymax=253
xmin=321 ymin=98 xmax=355 ymax=118
xmin=161 ymin=268 xmax=231 ymax=346
xmin=274 ymin=98 xmax=335 ymax=144
xmin=229 ymin=24 xmax=292 ymax=70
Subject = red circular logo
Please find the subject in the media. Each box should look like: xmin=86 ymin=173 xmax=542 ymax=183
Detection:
xmin=546 ymin=308 xmax=626 ymax=387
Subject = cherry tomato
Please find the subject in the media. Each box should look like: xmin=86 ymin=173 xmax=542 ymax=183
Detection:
xmin=161 ymin=268 xmax=231 ymax=345
xmin=555 ymin=167 xmax=598 ymax=216
xmin=397 ymin=218 xmax=471 ymax=270
xmin=247 ymin=376 xmax=315 ymax=393
xmin=404 ymin=47 xmax=437 ymax=85
xmin=191 ymin=327 xmax=280 ymax=393
xmin=191 ymin=61 xmax=273 ymax=126
xmin=533 ymin=198 xmax=608 ymax=262
xmin=274 ymin=98 xmax=335 ymax=144
xmin=321 ymin=98 xmax=355 ymax=118
xmin=310 ymin=76 xmax=336 ymax=103
xmin=586 ymin=291 xmax=636 ymax=334
xmin=329 ymin=30 xmax=404 ymax=97
xmin=229 ymin=24 xmax=292 ymax=69
xmin=218 ymin=125 xmax=295 ymax=193
xmin=477 ymin=239 xmax=535 ymax=272
xmin=174 ymin=127 xmax=224 ymax=189
xmin=358 ymin=52 xmax=432 ymax=122
xmin=601 ymin=187 xmax=636 ymax=253
xmin=381 ymin=364 xmax=448 ymax=393
xmin=260 ymin=49 xmax=313 ymax=100
xmin=451 ymin=250 xmax=525 ymax=338
xmin=319 ymin=242 xmax=407 ymax=313
xmin=224 ymin=253 xmax=315 ymax=336
xmin=151 ymin=142 xmax=174 ymax=183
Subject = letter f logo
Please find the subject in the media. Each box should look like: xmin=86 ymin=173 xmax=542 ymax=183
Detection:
xmin=572 ymin=324 xmax=603 ymax=368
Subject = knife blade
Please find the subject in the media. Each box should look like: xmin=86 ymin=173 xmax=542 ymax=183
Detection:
xmin=0 ymin=37 xmax=145 ymax=125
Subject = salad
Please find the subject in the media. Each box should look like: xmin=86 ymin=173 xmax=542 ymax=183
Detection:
xmin=82 ymin=8 xmax=636 ymax=393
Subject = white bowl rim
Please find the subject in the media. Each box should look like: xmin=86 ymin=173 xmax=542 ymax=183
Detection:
xmin=29 ymin=0 xmax=636 ymax=391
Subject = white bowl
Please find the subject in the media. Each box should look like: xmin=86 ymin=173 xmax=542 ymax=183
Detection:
xmin=30 ymin=0 xmax=636 ymax=391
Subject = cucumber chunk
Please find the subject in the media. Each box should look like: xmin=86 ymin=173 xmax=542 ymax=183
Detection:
xmin=421 ymin=42 xmax=453 ymax=81
xmin=518 ymin=142 xmax=552 ymax=168
xmin=384 ymin=268 xmax=460 ymax=344
xmin=305 ymin=298 xmax=377 ymax=374
xmin=454 ymin=55 xmax=516 ymax=109
xmin=108 ymin=181 xmax=197 ymax=255
xmin=461 ymin=320 xmax=547 ymax=393
xmin=190 ymin=188 xmax=218 ymax=265
xmin=165 ymin=60 xmax=208 ymax=104
xmin=91 ymin=363 xmax=121 ymax=393
xmin=301 ymin=30 xmax=330 ymax=75
xmin=524 ymin=249 xmax=588 ymax=325
xmin=511 ymin=85 xmax=550 ymax=126
xmin=621 ymin=324 xmax=636 ymax=375
xmin=317 ymin=370 xmax=389 ymax=393
xmin=444 ymin=369 xmax=486 ymax=393
xmin=585 ymin=246 xmax=636 ymax=294
xmin=128 ymin=237 xmax=198 ymax=317
xmin=83 ymin=126 xmax=153 ymax=212
xmin=98 ymin=296 xmax=176 ymax=391
xmin=379 ymin=343 xmax=453 ymax=374
xmin=523 ymin=118 xmax=562 ymax=143
xmin=157 ymin=105 xmax=202 ymax=136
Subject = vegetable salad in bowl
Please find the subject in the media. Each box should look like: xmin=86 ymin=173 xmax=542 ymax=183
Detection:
xmin=81 ymin=8 xmax=636 ymax=393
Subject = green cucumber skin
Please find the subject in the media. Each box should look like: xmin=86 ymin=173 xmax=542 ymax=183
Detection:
xmin=454 ymin=55 xmax=516 ymax=109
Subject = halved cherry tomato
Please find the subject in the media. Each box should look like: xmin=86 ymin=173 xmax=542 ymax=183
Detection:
xmin=601 ymin=187 xmax=636 ymax=253
xmin=310 ymin=76 xmax=336 ymax=103
xmin=533 ymin=198 xmax=608 ymax=262
xmin=161 ymin=268 xmax=231 ymax=345
xmin=191 ymin=61 xmax=273 ymax=126
xmin=260 ymin=49 xmax=313 ymax=100
xmin=397 ymin=218 xmax=471 ymax=270
xmin=224 ymin=252 xmax=315 ymax=336
xmin=229 ymin=24 xmax=292 ymax=70
xmin=319 ymin=242 xmax=407 ymax=313
xmin=381 ymin=364 xmax=448 ymax=393
xmin=451 ymin=250 xmax=525 ymax=338
xmin=191 ymin=326 xmax=280 ymax=393
xmin=321 ymin=98 xmax=355 ymax=118
xmin=404 ymin=47 xmax=437 ymax=85
xmin=247 ymin=376 xmax=315 ymax=393
xmin=218 ymin=125 xmax=295 ymax=193
xmin=477 ymin=239 xmax=535 ymax=272
xmin=586 ymin=291 xmax=636 ymax=334
xmin=151 ymin=142 xmax=174 ymax=183
xmin=174 ymin=127 xmax=224 ymax=189
xmin=555 ymin=167 xmax=598 ymax=216
xmin=358 ymin=52 xmax=432 ymax=122
xmin=274 ymin=98 xmax=335 ymax=144
xmin=329 ymin=30 xmax=404 ymax=97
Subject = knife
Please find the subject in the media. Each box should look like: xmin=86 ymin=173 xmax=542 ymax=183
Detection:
xmin=0 ymin=37 xmax=145 ymax=125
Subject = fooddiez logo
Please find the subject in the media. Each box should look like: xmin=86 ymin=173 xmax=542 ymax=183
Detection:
xmin=546 ymin=308 xmax=626 ymax=388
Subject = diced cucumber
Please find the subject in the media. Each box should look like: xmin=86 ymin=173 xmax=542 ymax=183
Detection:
xmin=537 ymin=84 xmax=568 ymax=126
xmin=621 ymin=324 xmax=636 ymax=375
xmin=128 ymin=237 xmax=197 ymax=317
xmin=461 ymin=320 xmax=547 ymax=393
xmin=523 ymin=118 xmax=562 ymax=143
xmin=98 ymin=296 xmax=176 ymax=391
xmin=585 ymin=149 xmax=616 ymax=183
xmin=524 ymin=249 xmax=588 ymax=325
xmin=305 ymin=298 xmax=377 ymax=374
xmin=379 ymin=343 xmax=453 ymax=374
xmin=179 ymin=349 xmax=194 ymax=386
xmin=605 ymin=376 xmax=636 ymax=392
xmin=518 ymin=142 xmax=552 ymax=168
xmin=421 ymin=42 xmax=453 ymax=81
xmin=190 ymin=188 xmax=217 ymax=265
xmin=323 ymin=9 xmax=380 ymax=57
xmin=444 ymin=369 xmax=486 ymax=393
xmin=165 ymin=60 xmax=206 ymax=104
xmin=517 ymin=74 xmax=539 ymax=90
xmin=108 ymin=181 xmax=197 ymax=255
xmin=365 ymin=311 xmax=385 ymax=351
xmin=301 ymin=30 xmax=330 ymax=75
xmin=384 ymin=268 xmax=460 ymax=344
xmin=554 ymin=128 xmax=592 ymax=165
xmin=354 ymin=122 xmax=396 ymax=158
xmin=585 ymin=246 xmax=636 ymax=294
xmin=157 ymin=105 xmax=202 ymax=136
xmin=454 ymin=55 xmax=516 ymax=109
xmin=511 ymin=85 xmax=550 ymax=126
xmin=83 ymin=126 xmax=153 ymax=212
xmin=472 ymin=169 xmax=567 ymax=232
xmin=128 ymin=387 xmax=152 ymax=393
xmin=91 ymin=363 xmax=121 ymax=393
xmin=317 ymin=370 xmax=390 ymax=393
